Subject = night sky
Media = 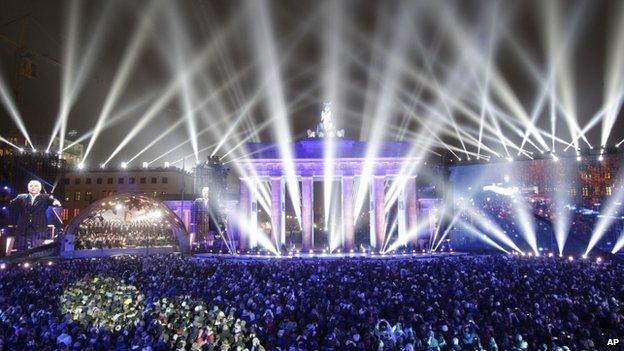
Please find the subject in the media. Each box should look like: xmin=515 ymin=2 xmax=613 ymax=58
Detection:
xmin=0 ymin=0 xmax=622 ymax=166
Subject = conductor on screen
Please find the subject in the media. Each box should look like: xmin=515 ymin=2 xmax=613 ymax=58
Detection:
xmin=9 ymin=180 xmax=62 ymax=252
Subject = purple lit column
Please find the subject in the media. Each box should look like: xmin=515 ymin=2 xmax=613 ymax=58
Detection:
xmin=397 ymin=179 xmax=406 ymax=244
xmin=226 ymin=200 xmax=237 ymax=251
xmin=372 ymin=176 xmax=385 ymax=250
xmin=405 ymin=176 xmax=418 ymax=245
xmin=238 ymin=179 xmax=250 ymax=250
xmin=270 ymin=177 xmax=284 ymax=250
xmin=342 ymin=176 xmax=355 ymax=251
xmin=301 ymin=177 xmax=313 ymax=252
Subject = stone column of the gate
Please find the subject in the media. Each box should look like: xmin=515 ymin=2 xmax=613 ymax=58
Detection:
xmin=238 ymin=178 xmax=251 ymax=250
xmin=249 ymin=180 xmax=258 ymax=249
xmin=371 ymin=176 xmax=386 ymax=251
xmin=341 ymin=176 xmax=355 ymax=251
xmin=270 ymin=177 xmax=285 ymax=251
xmin=405 ymin=176 xmax=418 ymax=246
xmin=226 ymin=200 xmax=238 ymax=250
xmin=301 ymin=177 xmax=314 ymax=252
xmin=397 ymin=177 xmax=406 ymax=246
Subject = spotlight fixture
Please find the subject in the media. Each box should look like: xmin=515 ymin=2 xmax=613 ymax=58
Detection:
xmin=121 ymin=162 xmax=128 ymax=169
xmin=99 ymin=164 xmax=105 ymax=169
xmin=576 ymin=156 xmax=582 ymax=162
xmin=598 ymin=155 xmax=604 ymax=162
xmin=164 ymin=162 xmax=170 ymax=168
xmin=77 ymin=163 xmax=85 ymax=170
xmin=596 ymin=257 xmax=602 ymax=263
xmin=142 ymin=162 xmax=149 ymax=169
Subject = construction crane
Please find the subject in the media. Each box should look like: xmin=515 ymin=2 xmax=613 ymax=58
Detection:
xmin=0 ymin=12 xmax=61 ymax=108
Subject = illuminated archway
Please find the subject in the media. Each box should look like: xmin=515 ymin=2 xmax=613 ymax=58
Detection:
xmin=63 ymin=193 xmax=189 ymax=255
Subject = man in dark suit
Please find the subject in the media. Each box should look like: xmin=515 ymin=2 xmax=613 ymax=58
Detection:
xmin=192 ymin=186 xmax=218 ymax=248
xmin=9 ymin=180 xmax=61 ymax=252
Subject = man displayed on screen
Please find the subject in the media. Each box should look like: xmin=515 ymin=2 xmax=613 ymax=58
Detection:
xmin=9 ymin=180 xmax=62 ymax=253
xmin=192 ymin=186 xmax=217 ymax=248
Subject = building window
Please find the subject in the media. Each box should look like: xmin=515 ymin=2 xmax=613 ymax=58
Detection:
xmin=107 ymin=178 xmax=113 ymax=184
xmin=606 ymin=186 xmax=612 ymax=196
xmin=74 ymin=192 xmax=81 ymax=201
xmin=64 ymin=193 xmax=70 ymax=201
xmin=86 ymin=178 xmax=92 ymax=185
xmin=102 ymin=190 xmax=108 ymax=198
xmin=75 ymin=178 xmax=81 ymax=185
xmin=97 ymin=178 xmax=103 ymax=185
xmin=118 ymin=178 xmax=124 ymax=184
xmin=161 ymin=191 xmax=167 ymax=196
xmin=151 ymin=177 xmax=157 ymax=184
xmin=582 ymin=187 xmax=589 ymax=197
xmin=140 ymin=177 xmax=146 ymax=184
xmin=129 ymin=177 xmax=135 ymax=184
xmin=85 ymin=191 xmax=93 ymax=202
xmin=152 ymin=191 xmax=157 ymax=198
xmin=64 ymin=178 xmax=70 ymax=185
xmin=162 ymin=177 xmax=168 ymax=184
xmin=73 ymin=208 xmax=80 ymax=217
xmin=62 ymin=209 xmax=69 ymax=221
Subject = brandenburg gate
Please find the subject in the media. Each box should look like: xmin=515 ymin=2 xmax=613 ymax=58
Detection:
xmin=233 ymin=105 xmax=422 ymax=252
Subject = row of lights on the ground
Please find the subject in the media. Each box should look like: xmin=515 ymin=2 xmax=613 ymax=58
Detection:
xmin=0 ymin=261 xmax=55 ymax=270
xmin=512 ymin=251 xmax=603 ymax=263
xmin=207 ymin=248 xmax=452 ymax=257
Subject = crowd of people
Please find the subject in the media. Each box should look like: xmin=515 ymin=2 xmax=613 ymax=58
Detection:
xmin=0 ymin=254 xmax=621 ymax=350
xmin=75 ymin=220 xmax=178 ymax=249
